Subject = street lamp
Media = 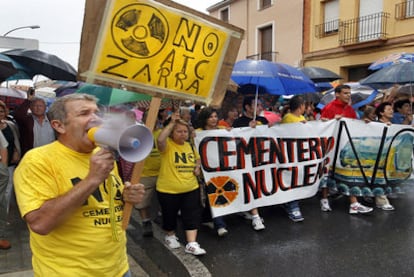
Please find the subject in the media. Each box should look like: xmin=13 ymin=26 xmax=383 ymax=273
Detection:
xmin=3 ymin=25 xmax=40 ymax=37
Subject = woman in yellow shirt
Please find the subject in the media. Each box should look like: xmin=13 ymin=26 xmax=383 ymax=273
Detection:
xmin=156 ymin=111 xmax=206 ymax=256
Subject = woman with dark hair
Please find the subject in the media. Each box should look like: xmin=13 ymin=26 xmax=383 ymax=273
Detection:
xmin=196 ymin=107 xmax=229 ymax=236
xmin=391 ymin=99 xmax=412 ymax=125
xmin=375 ymin=102 xmax=394 ymax=124
xmin=218 ymin=105 xmax=239 ymax=128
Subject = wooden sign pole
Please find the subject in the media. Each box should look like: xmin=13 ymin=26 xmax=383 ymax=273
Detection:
xmin=122 ymin=96 xmax=161 ymax=230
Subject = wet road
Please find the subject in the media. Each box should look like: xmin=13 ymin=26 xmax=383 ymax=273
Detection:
xmin=5 ymin=183 xmax=413 ymax=276
xmin=127 ymin=182 xmax=414 ymax=277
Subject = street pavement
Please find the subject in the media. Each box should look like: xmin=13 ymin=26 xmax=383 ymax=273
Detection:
xmin=3 ymin=181 xmax=414 ymax=276
xmin=128 ymin=180 xmax=414 ymax=277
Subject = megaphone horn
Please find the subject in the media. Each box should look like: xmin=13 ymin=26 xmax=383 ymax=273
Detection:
xmin=88 ymin=123 xmax=153 ymax=163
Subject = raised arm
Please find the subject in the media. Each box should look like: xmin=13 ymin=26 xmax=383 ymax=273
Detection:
xmin=157 ymin=112 xmax=180 ymax=152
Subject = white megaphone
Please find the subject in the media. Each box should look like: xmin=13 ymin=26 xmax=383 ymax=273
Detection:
xmin=87 ymin=120 xmax=153 ymax=163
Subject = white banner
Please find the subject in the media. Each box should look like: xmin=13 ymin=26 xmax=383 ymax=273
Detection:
xmin=194 ymin=118 xmax=414 ymax=217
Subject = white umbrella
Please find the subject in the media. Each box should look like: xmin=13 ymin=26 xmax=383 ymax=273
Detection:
xmin=0 ymin=87 xmax=27 ymax=99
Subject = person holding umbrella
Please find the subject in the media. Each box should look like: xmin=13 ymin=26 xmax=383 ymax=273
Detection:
xmin=320 ymin=85 xmax=373 ymax=214
xmin=233 ymin=95 xmax=268 ymax=230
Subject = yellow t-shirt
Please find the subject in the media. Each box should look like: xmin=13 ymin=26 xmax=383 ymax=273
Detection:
xmin=281 ymin=113 xmax=306 ymax=123
xmin=142 ymin=128 xmax=161 ymax=177
xmin=156 ymin=138 xmax=199 ymax=194
xmin=14 ymin=141 xmax=129 ymax=277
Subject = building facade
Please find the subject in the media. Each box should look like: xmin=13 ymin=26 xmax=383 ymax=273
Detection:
xmin=207 ymin=0 xmax=304 ymax=67
xmin=208 ymin=0 xmax=414 ymax=82
xmin=303 ymin=0 xmax=414 ymax=81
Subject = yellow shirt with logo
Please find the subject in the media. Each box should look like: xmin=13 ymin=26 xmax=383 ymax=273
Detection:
xmin=281 ymin=113 xmax=306 ymax=124
xmin=14 ymin=141 xmax=128 ymax=277
xmin=142 ymin=128 xmax=161 ymax=177
xmin=156 ymin=138 xmax=199 ymax=194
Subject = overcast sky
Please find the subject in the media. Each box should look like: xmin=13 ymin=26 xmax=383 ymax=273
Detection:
xmin=0 ymin=0 xmax=220 ymax=69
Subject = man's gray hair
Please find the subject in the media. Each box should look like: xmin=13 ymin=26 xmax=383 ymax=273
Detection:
xmin=47 ymin=93 xmax=98 ymax=123
xmin=30 ymin=96 xmax=47 ymax=105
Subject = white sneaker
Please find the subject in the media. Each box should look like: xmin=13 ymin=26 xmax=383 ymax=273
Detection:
xmin=164 ymin=235 xmax=180 ymax=249
xmin=376 ymin=204 xmax=395 ymax=211
xmin=320 ymin=199 xmax=332 ymax=212
xmin=349 ymin=202 xmax=373 ymax=214
xmin=252 ymin=217 xmax=265 ymax=231
xmin=217 ymin=227 xmax=228 ymax=237
xmin=185 ymin=242 xmax=206 ymax=256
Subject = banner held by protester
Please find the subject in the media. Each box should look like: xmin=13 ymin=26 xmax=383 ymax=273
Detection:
xmin=194 ymin=119 xmax=414 ymax=218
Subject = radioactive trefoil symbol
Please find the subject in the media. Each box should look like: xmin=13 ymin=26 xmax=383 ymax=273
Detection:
xmin=111 ymin=3 xmax=169 ymax=58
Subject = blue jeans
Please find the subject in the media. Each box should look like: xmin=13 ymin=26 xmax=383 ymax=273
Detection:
xmin=283 ymin=200 xmax=300 ymax=213
xmin=123 ymin=270 xmax=131 ymax=277
xmin=213 ymin=216 xmax=226 ymax=229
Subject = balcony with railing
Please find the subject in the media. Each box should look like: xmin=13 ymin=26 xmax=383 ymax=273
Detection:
xmin=395 ymin=0 xmax=414 ymax=20
xmin=246 ymin=51 xmax=278 ymax=62
xmin=315 ymin=19 xmax=340 ymax=38
xmin=339 ymin=12 xmax=389 ymax=46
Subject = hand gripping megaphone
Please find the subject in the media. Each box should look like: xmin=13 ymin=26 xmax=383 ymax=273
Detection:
xmin=87 ymin=119 xmax=153 ymax=163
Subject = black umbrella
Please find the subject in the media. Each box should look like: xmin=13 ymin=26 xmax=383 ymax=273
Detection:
xmin=299 ymin=66 xmax=342 ymax=82
xmin=1 ymin=49 xmax=77 ymax=81
xmin=0 ymin=57 xmax=18 ymax=82
xmin=360 ymin=63 xmax=414 ymax=89
xmin=302 ymin=92 xmax=322 ymax=103
xmin=395 ymin=84 xmax=414 ymax=96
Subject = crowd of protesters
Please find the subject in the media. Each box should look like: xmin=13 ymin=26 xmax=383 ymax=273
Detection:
xmin=1 ymin=83 xmax=413 ymax=264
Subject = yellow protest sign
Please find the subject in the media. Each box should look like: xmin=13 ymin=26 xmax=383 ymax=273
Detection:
xmin=80 ymin=0 xmax=243 ymax=105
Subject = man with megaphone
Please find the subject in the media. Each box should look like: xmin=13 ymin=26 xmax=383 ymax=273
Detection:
xmin=14 ymin=94 xmax=146 ymax=276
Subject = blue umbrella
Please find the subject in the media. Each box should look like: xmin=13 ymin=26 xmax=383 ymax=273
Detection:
xmin=231 ymin=59 xmax=316 ymax=119
xmin=231 ymin=60 xmax=316 ymax=96
xmin=368 ymin=52 xmax=414 ymax=71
